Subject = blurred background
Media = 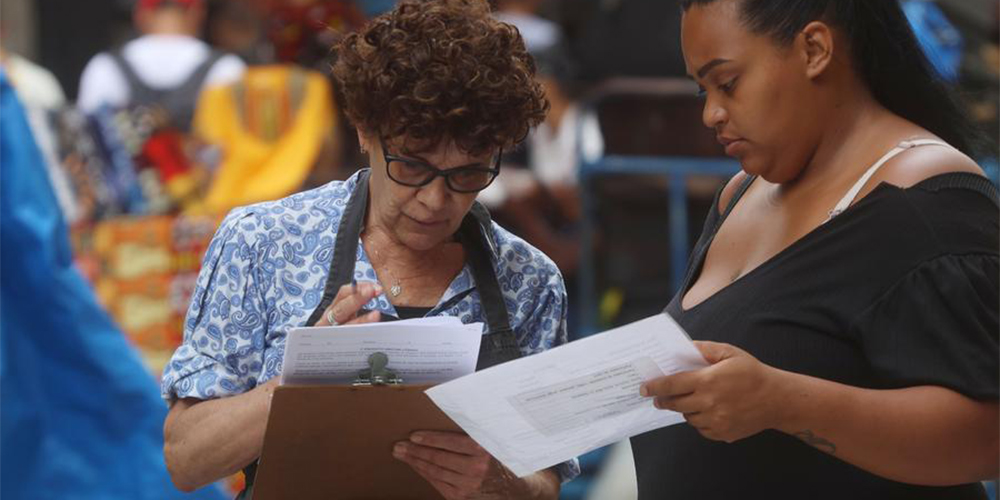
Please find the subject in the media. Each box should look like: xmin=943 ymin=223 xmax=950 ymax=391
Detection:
xmin=0 ymin=0 xmax=997 ymax=498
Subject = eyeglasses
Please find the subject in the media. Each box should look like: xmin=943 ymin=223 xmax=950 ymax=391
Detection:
xmin=380 ymin=137 xmax=501 ymax=193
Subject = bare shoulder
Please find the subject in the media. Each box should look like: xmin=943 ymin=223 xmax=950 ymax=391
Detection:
xmin=717 ymin=170 xmax=750 ymax=215
xmin=867 ymin=142 xmax=985 ymax=191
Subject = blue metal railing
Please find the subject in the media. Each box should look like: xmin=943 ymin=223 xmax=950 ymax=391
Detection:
xmin=577 ymin=155 xmax=740 ymax=336
xmin=981 ymin=158 xmax=999 ymax=186
xmin=573 ymin=78 xmax=743 ymax=337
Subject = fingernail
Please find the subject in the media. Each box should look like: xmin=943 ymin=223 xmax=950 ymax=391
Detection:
xmin=639 ymin=385 xmax=649 ymax=397
xmin=410 ymin=433 xmax=423 ymax=443
xmin=393 ymin=443 xmax=406 ymax=456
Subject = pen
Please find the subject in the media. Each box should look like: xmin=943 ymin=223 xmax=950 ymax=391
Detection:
xmin=353 ymin=278 xmax=371 ymax=318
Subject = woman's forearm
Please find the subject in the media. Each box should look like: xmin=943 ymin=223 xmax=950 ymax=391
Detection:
xmin=163 ymin=379 xmax=278 ymax=491
xmin=771 ymin=370 xmax=999 ymax=485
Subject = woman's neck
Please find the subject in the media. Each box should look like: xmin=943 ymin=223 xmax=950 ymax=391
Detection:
xmin=363 ymin=226 xmax=440 ymax=270
xmin=788 ymin=89 xmax=904 ymax=193
xmin=361 ymin=223 xmax=465 ymax=307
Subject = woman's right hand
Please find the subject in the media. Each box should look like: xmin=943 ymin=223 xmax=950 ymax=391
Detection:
xmin=315 ymin=282 xmax=383 ymax=326
xmin=640 ymin=341 xmax=787 ymax=444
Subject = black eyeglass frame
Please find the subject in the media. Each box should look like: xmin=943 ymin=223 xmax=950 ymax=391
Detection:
xmin=380 ymin=137 xmax=502 ymax=193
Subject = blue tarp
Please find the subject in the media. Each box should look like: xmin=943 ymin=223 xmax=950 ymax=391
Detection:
xmin=0 ymin=69 xmax=226 ymax=500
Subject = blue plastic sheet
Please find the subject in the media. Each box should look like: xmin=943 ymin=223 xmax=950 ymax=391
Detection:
xmin=0 ymin=69 xmax=225 ymax=500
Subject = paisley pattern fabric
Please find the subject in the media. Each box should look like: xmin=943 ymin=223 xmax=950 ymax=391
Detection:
xmin=160 ymin=169 xmax=577 ymax=479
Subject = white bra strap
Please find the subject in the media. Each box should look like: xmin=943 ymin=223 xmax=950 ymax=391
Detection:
xmin=827 ymin=139 xmax=951 ymax=220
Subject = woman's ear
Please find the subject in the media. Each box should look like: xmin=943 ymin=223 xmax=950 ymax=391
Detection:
xmin=799 ymin=21 xmax=835 ymax=80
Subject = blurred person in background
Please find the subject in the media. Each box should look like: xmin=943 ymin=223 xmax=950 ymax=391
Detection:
xmin=77 ymin=0 xmax=246 ymax=131
xmin=485 ymin=44 xmax=602 ymax=278
xmin=1 ymin=47 xmax=65 ymax=111
xmin=636 ymin=0 xmax=998 ymax=498
xmin=204 ymin=0 xmax=273 ymax=65
xmin=0 ymin=35 xmax=79 ymax=224
xmin=495 ymin=0 xmax=563 ymax=54
xmin=160 ymin=0 xmax=577 ymax=498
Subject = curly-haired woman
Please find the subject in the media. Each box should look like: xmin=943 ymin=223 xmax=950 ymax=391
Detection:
xmin=160 ymin=1 xmax=575 ymax=497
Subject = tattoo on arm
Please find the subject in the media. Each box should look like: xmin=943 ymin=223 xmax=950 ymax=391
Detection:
xmin=793 ymin=430 xmax=837 ymax=455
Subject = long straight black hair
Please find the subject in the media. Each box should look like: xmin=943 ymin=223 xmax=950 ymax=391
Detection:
xmin=680 ymin=0 xmax=983 ymax=157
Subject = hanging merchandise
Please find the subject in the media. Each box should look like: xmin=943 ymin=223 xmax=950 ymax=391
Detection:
xmin=71 ymin=214 xmax=223 ymax=375
xmin=89 ymin=103 xmax=218 ymax=217
xmin=91 ymin=106 xmax=151 ymax=214
xmin=263 ymin=0 xmax=367 ymax=65
xmin=55 ymin=108 xmax=118 ymax=221
xmin=194 ymin=64 xmax=336 ymax=214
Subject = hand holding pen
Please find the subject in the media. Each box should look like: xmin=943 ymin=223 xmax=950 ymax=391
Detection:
xmin=317 ymin=279 xmax=383 ymax=326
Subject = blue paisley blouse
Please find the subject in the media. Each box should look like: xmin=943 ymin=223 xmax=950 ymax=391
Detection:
xmin=161 ymin=170 xmax=578 ymax=480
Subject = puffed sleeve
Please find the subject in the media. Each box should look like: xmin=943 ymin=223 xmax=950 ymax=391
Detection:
xmin=516 ymin=270 xmax=569 ymax=353
xmin=501 ymin=237 xmax=570 ymax=355
xmin=852 ymin=253 xmax=999 ymax=400
xmin=160 ymin=208 xmax=270 ymax=402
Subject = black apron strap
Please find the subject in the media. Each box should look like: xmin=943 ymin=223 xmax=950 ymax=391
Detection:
xmin=303 ymin=170 xmax=371 ymax=327
xmin=459 ymin=202 xmax=522 ymax=370
xmin=108 ymin=48 xmax=159 ymax=106
xmin=240 ymin=172 xmax=522 ymax=497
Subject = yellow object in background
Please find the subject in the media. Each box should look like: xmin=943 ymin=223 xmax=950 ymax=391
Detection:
xmin=194 ymin=65 xmax=335 ymax=213
xmin=598 ymin=287 xmax=625 ymax=328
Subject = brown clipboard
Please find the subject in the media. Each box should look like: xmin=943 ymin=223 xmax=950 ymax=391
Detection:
xmin=252 ymin=383 xmax=463 ymax=500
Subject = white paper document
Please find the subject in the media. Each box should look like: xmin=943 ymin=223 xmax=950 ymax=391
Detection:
xmin=425 ymin=314 xmax=707 ymax=477
xmin=281 ymin=317 xmax=484 ymax=385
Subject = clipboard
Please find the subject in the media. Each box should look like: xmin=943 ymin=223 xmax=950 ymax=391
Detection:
xmin=252 ymin=353 xmax=463 ymax=500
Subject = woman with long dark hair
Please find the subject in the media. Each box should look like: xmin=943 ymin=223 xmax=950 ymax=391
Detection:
xmin=637 ymin=0 xmax=998 ymax=498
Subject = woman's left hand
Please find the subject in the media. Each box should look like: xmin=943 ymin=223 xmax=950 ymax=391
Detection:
xmin=393 ymin=431 xmax=540 ymax=499
xmin=641 ymin=341 xmax=789 ymax=443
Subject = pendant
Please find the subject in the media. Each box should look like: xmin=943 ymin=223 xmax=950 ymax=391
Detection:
xmin=390 ymin=283 xmax=402 ymax=297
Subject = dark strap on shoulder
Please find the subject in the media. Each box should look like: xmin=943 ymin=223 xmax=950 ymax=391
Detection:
xmin=459 ymin=202 xmax=520 ymax=370
xmin=303 ymin=170 xmax=370 ymax=327
xmin=677 ymin=174 xmax=755 ymax=296
xmin=719 ymin=174 xmax=756 ymax=224
xmin=108 ymin=49 xmax=157 ymax=103
xmin=162 ymin=49 xmax=224 ymax=131
xmin=179 ymin=49 xmax=225 ymax=94
xmin=107 ymin=46 xmax=226 ymax=131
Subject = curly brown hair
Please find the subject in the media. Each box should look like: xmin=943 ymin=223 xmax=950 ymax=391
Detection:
xmin=332 ymin=0 xmax=548 ymax=155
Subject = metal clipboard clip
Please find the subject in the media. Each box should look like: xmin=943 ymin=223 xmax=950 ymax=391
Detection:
xmin=352 ymin=352 xmax=403 ymax=386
